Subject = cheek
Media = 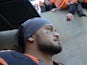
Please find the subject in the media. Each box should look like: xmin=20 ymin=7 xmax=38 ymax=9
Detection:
xmin=40 ymin=32 xmax=51 ymax=42
xmin=36 ymin=31 xmax=53 ymax=41
xmin=36 ymin=33 xmax=47 ymax=41
xmin=43 ymin=31 xmax=53 ymax=42
xmin=39 ymin=31 xmax=51 ymax=38
xmin=45 ymin=31 xmax=53 ymax=39
xmin=46 ymin=31 xmax=52 ymax=35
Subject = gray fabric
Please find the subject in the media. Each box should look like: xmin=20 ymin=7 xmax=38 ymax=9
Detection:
xmin=0 ymin=29 xmax=18 ymax=50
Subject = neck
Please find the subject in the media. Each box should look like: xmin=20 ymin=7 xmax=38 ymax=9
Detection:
xmin=25 ymin=50 xmax=53 ymax=65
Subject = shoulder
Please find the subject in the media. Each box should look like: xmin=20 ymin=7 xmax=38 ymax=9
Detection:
xmin=0 ymin=50 xmax=25 ymax=59
xmin=0 ymin=50 xmax=16 ymax=65
xmin=0 ymin=50 xmax=38 ymax=65
xmin=0 ymin=50 xmax=14 ymax=56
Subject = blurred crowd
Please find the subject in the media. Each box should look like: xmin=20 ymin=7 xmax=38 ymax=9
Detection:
xmin=29 ymin=0 xmax=87 ymax=21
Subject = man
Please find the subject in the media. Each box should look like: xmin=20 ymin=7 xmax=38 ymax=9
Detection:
xmin=0 ymin=17 xmax=63 ymax=65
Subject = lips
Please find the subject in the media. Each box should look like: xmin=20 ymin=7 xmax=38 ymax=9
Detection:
xmin=53 ymin=38 xmax=61 ymax=45
xmin=54 ymin=39 xmax=59 ymax=41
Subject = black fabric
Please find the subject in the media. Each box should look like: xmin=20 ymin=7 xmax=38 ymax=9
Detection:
xmin=68 ymin=3 xmax=77 ymax=15
xmin=0 ymin=0 xmax=40 ymax=31
xmin=81 ymin=2 xmax=87 ymax=9
xmin=53 ymin=62 xmax=64 ymax=65
xmin=45 ymin=3 xmax=56 ymax=11
xmin=77 ymin=3 xmax=86 ymax=17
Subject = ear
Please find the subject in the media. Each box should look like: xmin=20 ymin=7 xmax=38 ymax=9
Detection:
xmin=28 ymin=37 xmax=34 ymax=42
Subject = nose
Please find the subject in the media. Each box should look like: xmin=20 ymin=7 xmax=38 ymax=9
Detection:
xmin=53 ymin=31 xmax=60 ymax=38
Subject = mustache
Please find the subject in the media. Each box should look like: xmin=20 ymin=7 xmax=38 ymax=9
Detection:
xmin=53 ymin=36 xmax=60 ymax=41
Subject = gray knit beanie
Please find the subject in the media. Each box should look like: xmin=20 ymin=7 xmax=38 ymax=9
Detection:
xmin=18 ymin=17 xmax=51 ymax=45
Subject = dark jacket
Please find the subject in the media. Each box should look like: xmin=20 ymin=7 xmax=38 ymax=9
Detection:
xmin=0 ymin=50 xmax=63 ymax=65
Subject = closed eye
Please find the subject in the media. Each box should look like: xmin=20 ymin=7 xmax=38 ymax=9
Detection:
xmin=46 ymin=27 xmax=53 ymax=31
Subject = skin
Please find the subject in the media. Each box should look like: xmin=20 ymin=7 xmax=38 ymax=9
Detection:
xmin=35 ymin=24 xmax=62 ymax=55
xmin=25 ymin=24 xmax=62 ymax=65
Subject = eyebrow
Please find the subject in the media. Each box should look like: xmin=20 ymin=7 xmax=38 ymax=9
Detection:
xmin=45 ymin=24 xmax=56 ymax=30
xmin=49 ymin=25 xmax=57 ymax=31
xmin=45 ymin=24 xmax=53 ymax=28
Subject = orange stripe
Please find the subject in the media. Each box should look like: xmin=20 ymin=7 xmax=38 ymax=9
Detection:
xmin=0 ymin=57 xmax=8 ymax=65
xmin=24 ymin=54 xmax=39 ymax=65
xmin=51 ymin=0 xmax=77 ymax=9
xmin=84 ymin=0 xmax=87 ymax=3
xmin=52 ymin=0 xmax=68 ymax=9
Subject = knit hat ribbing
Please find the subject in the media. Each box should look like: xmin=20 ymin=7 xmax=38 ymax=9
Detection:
xmin=18 ymin=17 xmax=51 ymax=45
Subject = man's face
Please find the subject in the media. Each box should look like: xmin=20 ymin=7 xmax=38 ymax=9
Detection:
xmin=34 ymin=24 xmax=62 ymax=55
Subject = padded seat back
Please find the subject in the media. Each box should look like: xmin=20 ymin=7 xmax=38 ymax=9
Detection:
xmin=0 ymin=29 xmax=18 ymax=50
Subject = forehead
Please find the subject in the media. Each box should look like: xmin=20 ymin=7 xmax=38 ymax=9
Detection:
xmin=36 ymin=24 xmax=56 ymax=33
xmin=43 ymin=24 xmax=55 ymax=28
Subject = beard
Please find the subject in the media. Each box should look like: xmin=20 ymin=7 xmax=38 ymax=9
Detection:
xmin=37 ymin=42 xmax=62 ymax=55
xmin=35 ymin=34 xmax=62 ymax=55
